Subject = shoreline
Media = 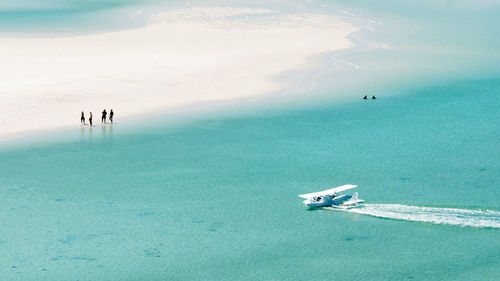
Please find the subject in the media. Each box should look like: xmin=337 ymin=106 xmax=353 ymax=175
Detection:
xmin=0 ymin=6 xmax=359 ymax=142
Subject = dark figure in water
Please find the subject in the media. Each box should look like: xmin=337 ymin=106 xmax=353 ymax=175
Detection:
xmin=372 ymin=95 xmax=376 ymax=99
xmin=81 ymin=111 xmax=85 ymax=124
xmin=102 ymin=109 xmax=107 ymax=123
xmin=363 ymin=95 xmax=367 ymax=100
xmin=109 ymin=109 xmax=114 ymax=124
xmin=89 ymin=112 xmax=93 ymax=126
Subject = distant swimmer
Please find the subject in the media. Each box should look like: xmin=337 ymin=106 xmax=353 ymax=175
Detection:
xmin=81 ymin=111 xmax=85 ymax=124
xmin=101 ymin=109 xmax=107 ymax=123
xmin=363 ymin=95 xmax=368 ymax=100
xmin=109 ymin=109 xmax=114 ymax=124
xmin=372 ymin=95 xmax=376 ymax=99
xmin=89 ymin=112 xmax=93 ymax=126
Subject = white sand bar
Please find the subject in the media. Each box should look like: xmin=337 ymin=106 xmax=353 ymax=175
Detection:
xmin=0 ymin=7 xmax=358 ymax=139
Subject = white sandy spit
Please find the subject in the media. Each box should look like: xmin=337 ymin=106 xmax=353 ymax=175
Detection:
xmin=0 ymin=7 xmax=358 ymax=140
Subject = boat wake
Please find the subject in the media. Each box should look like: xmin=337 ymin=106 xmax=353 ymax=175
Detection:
xmin=334 ymin=204 xmax=500 ymax=229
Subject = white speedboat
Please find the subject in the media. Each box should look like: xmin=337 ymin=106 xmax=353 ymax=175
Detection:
xmin=299 ymin=184 xmax=364 ymax=208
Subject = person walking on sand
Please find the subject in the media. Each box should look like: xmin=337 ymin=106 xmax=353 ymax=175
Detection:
xmin=81 ymin=111 xmax=85 ymax=124
xmin=109 ymin=109 xmax=114 ymax=124
xmin=89 ymin=112 xmax=93 ymax=126
xmin=101 ymin=109 xmax=107 ymax=123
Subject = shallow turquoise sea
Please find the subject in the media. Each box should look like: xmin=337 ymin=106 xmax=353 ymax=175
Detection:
xmin=1 ymin=79 xmax=499 ymax=280
xmin=1 ymin=0 xmax=500 ymax=280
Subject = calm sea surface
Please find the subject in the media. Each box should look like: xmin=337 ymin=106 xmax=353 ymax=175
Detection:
xmin=1 ymin=0 xmax=499 ymax=280
xmin=1 ymin=79 xmax=499 ymax=280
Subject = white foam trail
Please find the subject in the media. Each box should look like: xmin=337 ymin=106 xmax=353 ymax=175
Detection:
xmin=337 ymin=204 xmax=500 ymax=228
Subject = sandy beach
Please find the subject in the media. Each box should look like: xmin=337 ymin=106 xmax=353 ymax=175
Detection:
xmin=0 ymin=7 xmax=357 ymax=140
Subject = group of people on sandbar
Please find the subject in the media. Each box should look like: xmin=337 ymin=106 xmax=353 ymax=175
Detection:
xmin=80 ymin=109 xmax=114 ymax=126
xmin=363 ymin=95 xmax=376 ymax=100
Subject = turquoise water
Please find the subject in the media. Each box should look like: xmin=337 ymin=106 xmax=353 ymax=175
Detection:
xmin=1 ymin=0 xmax=500 ymax=280
xmin=0 ymin=0 xmax=170 ymax=35
xmin=1 ymin=79 xmax=499 ymax=280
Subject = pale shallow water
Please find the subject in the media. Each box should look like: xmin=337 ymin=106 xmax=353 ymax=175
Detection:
xmin=1 ymin=0 xmax=500 ymax=280
xmin=1 ymin=79 xmax=499 ymax=280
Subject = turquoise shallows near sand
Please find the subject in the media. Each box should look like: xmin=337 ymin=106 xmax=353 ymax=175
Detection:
xmin=0 ymin=79 xmax=499 ymax=280
xmin=2 ymin=0 xmax=500 ymax=280
xmin=0 ymin=0 xmax=164 ymax=34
